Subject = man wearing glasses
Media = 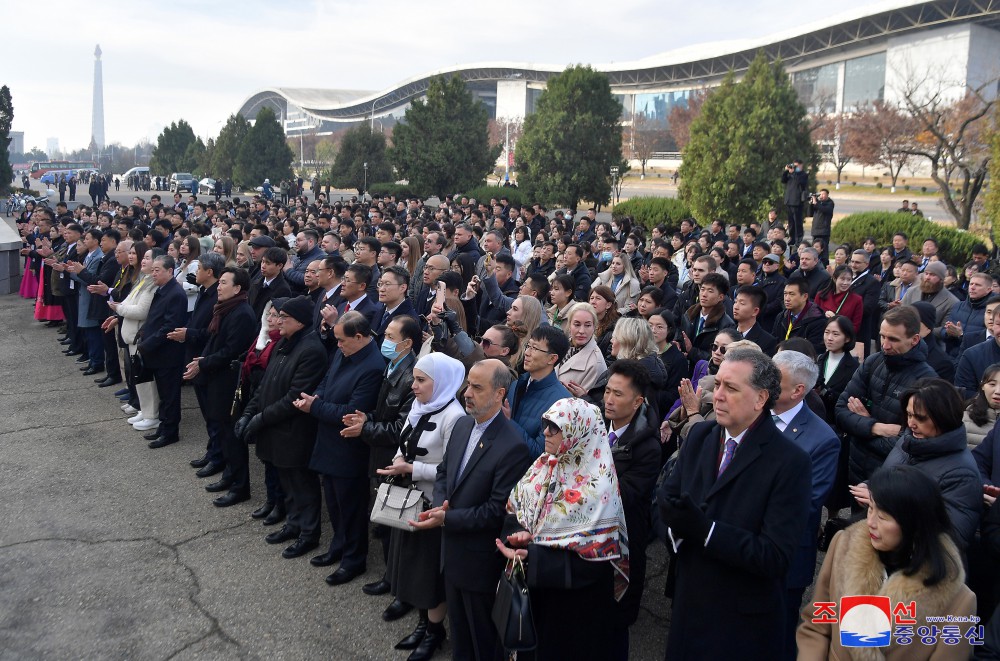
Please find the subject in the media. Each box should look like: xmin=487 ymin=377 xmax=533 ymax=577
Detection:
xmin=335 ymin=263 xmax=379 ymax=329
xmin=415 ymin=255 xmax=450 ymax=318
xmin=372 ymin=265 xmax=418 ymax=344
xmin=503 ymin=325 xmax=571 ymax=457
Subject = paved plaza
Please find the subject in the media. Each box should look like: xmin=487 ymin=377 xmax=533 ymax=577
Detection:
xmin=0 ymin=292 xmax=671 ymax=659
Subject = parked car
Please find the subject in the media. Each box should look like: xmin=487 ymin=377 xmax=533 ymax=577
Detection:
xmin=169 ymin=172 xmax=196 ymax=193
xmin=197 ymin=178 xmax=217 ymax=195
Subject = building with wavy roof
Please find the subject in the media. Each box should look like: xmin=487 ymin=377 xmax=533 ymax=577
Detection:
xmin=238 ymin=0 xmax=1000 ymax=137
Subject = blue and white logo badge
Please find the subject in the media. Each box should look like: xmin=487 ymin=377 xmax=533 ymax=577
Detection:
xmin=840 ymin=596 xmax=892 ymax=647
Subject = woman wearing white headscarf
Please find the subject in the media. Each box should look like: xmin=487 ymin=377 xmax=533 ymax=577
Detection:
xmin=498 ymin=397 xmax=629 ymax=660
xmin=377 ymin=352 xmax=466 ymax=660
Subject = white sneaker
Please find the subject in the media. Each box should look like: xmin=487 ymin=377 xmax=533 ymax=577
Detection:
xmin=127 ymin=413 xmax=144 ymax=424
xmin=132 ymin=418 xmax=159 ymax=431
xmin=122 ymin=404 xmax=139 ymax=415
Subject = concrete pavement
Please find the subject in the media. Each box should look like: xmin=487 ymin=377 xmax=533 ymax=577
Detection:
xmin=0 ymin=292 xmax=671 ymax=660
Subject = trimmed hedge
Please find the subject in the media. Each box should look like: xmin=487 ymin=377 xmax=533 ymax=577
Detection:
xmin=367 ymin=183 xmax=418 ymax=199
xmin=460 ymin=185 xmax=531 ymax=207
xmin=611 ymin=197 xmax=692 ymax=230
xmin=830 ymin=212 xmax=984 ymax=267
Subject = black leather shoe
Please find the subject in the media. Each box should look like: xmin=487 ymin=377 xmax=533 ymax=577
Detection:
xmin=310 ymin=549 xmax=342 ymax=567
xmin=326 ymin=565 xmax=365 ymax=586
xmin=382 ymin=598 xmax=413 ymax=622
xmin=189 ymin=454 xmax=210 ymax=469
xmin=82 ymin=366 xmax=104 ymax=375
xmin=213 ymin=491 xmax=250 ymax=508
xmin=251 ymin=501 xmax=274 ymax=519
xmin=282 ymin=538 xmax=319 ymax=559
xmin=265 ymin=525 xmax=298 ymax=545
xmin=97 ymin=377 xmax=122 ymax=387
xmin=205 ymin=479 xmax=233 ymax=493
xmin=143 ymin=430 xmax=161 ymax=441
xmin=74 ymin=355 xmax=88 ymax=362
xmin=114 ymin=387 xmax=129 ymax=397
xmin=62 ymin=349 xmax=79 ymax=355
xmin=407 ymin=620 xmax=446 ymax=661
xmin=395 ymin=613 xmax=428 ymax=650
xmin=195 ymin=462 xmax=224 ymax=478
xmin=262 ymin=505 xmax=286 ymax=526
xmin=362 ymin=578 xmax=391 ymax=596
xmin=148 ymin=437 xmax=178 ymax=449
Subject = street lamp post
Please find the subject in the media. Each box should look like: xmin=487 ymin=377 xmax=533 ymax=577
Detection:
xmin=610 ymin=166 xmax=619 ymax=208
xmin=300 ymin=132 xmax=304 ymax=171
xmin=363 ymin=162 xmax=368 ymax=199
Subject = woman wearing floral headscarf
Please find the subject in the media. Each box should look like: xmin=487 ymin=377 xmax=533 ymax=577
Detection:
xmin=376 ymin=352 xmax=466 ymax=661
xmin=497 ymin=397 xmax=629 ymax=660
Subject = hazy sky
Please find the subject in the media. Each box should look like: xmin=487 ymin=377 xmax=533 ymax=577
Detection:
xmin=4 ymin=0 xmax=878 ymax=153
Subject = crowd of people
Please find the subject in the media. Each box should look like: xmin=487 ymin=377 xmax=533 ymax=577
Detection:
xmin=13 ymin=184 xmax=1000 ymax=659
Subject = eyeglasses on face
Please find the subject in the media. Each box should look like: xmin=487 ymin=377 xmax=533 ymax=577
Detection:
xmin=524 ymin=343 xmax=553 ymax=355
xmin=711 ymin=343 xmax=728 ymax=354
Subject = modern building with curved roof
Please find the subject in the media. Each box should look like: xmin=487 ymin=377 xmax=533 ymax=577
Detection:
xmin=238 ymin=0 xmax=1000 ymax=137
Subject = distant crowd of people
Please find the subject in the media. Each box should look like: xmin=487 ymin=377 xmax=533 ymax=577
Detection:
xmin=13 ymin=182 xmax=1000 ymax=659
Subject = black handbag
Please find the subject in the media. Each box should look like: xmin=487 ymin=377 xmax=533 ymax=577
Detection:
xmin=492 ymin=557 xmax=536 ymax=652
xmin=130 ymin=348 xmax=154 ymax=384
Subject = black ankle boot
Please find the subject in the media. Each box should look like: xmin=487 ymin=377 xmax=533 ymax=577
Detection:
xmin=407 ymin=620 xmax=445 ymax=660
xmin=395 ymin=610 xmax=428 ymax=650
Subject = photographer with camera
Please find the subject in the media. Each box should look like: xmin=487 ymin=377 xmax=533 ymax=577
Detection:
xmin=781 ymin=160 xmax=809 ymax=246
xmin=808 ymin=189 xmax=835 ymax=263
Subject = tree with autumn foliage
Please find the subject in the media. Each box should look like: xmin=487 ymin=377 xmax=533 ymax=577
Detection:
xmin=667 ymin=89 xmax=708 ymax=152
xmin=896 ymin=74 xmax=996 ymax=230
xmin=812 ymin=113 xmax=857 ymax=187
xmin=845 ymin=102 xmax=914 ymax=192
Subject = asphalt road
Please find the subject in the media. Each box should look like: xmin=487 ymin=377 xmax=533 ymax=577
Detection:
xmin=0 ymin=291 xmax=672 ymax=660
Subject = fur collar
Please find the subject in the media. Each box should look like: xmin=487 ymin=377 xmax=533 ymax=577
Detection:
xmin=832 ymin=522 xmax=966 ymax=661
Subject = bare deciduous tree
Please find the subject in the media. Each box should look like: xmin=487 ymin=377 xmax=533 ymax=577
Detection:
xmin=668 ymin=89 xmax=708 ymax=152
xmin=896 ymin=72 xmax=995 ymax=229
xmin=813 ymin=112 xmax=856 ymax=187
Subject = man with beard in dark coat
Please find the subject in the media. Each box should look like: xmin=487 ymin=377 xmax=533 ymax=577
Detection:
xmin=836 ymin=306 xmax=937 ymax=492
xmin=237 ymin=296 xmax=328 ymax=558
xmin=185 ymin=267 xmax=258 ymax=506
xmin=602 ymin=360 xmax=661 ymax=660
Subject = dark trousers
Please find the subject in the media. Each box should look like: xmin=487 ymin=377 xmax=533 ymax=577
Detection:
xmin=786 ymin=204 xmax=804 ymax=245
xmin=217 ymin=421 xmax=248 ymax=494
xmin=783 ymin=586 xmax=806 ymax=661
xmin=194 ymin=385 xmax=225 ymax=466
xmin=264 ymin=461 xmax=284 ymax=504
xmin=102 ymin=328 xmax=120 ymax=380
xmin=82 ymin=326 xmax=104 ymax=367
xmin=277 ymin=467 xmax=321 ymax=542
xmin=152 ymin=364 xmax=183 ymax=440
xmin=63 ymin=295 xmax=82 ymax=351
xmin=321 ymin=473 xmax=369 ymax=570
xmin=122 ymin=345 xmax=139 ymax=407
xmin=444 ymin=579 xmax=500 ymax=661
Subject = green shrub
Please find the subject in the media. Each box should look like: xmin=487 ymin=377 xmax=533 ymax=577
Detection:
xmin=610 ymin=197 xmax=692 ymax=230
xmin=921 ymin=186 xmax=927 ymax=193
xmin=831 ymin=212 xmax=984 ymax=266
xmin=368 ymin=182 xmax=417 ymax=199
xmin=876 ymin=182 xmax=883 ymax=189
xmin=904 ymin=185 xmax=910 ymax=191
xmin=460 ymin=185 xmax=531 ymax=207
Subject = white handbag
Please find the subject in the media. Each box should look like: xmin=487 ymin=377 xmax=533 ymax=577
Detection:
xmin=370 ymin=481 xmax=425 ymax=531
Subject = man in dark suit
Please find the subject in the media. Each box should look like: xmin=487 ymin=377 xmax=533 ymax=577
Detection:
xmin=771 ymin=350 xmax=840 ymax=661
xmin=167 ymin=252 xmax=222 ymax=472
xmin=297 ymin=311 xmax=386 ymax=583
xmin=70 ymin=229 xmax=121 ymax=376
xmin=186 ymin=267 xmax=258 ymax=507
xmin=138 ymin=255 xmax=190 ymax=449
xmin=414 ymin=255 xmax=450 ymax=318
xmin=411 ymin=359 xmax=532 ymax=661
xmin=57 ymin=224 xmax=85 ymax=356
xmin=248 ymin=247 xmax=292 ymax=320
xmin=848 ymin=249 xmax=882 ymax=356
xmin=657 ymin=347 xmax=811 ymax=661
xmin=336 ymin=263 xmax=380 ymax=329
xmin=371 ymin=265 xmax=418 ymax=345
xmin=733 ymin=285 xmax=778 ymax=356
xmin=313 ymin=255 xmax=345 ymax=330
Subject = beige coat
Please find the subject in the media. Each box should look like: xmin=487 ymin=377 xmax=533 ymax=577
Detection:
xmin=596 ymin=269 xmax=641 ymax=313
xmin=797 ymin=521 xmax=976 ymax=661
xmin=117 ymin=275 xmax=157 ymax=345
xmin=963 ymin=407 xmax=997 ymax=450
xmin=555 ymin=337 xmax=607 ymax=392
